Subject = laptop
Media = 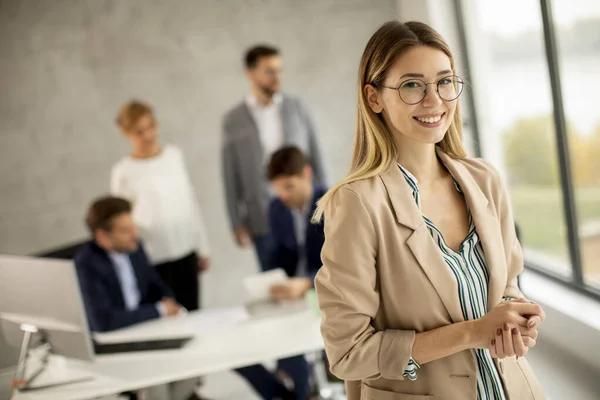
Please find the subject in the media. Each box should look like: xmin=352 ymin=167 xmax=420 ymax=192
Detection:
xmin=93 ymin=336 xmax=192 ymax=354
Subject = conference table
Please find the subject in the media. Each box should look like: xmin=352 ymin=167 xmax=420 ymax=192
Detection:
xmin=8 ymin=302 xmax=324 ymax=400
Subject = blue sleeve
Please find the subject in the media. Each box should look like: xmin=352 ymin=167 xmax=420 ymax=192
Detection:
xmin=75 ymin=261 xmax=160 ymax=332
xmin=138 ymin=243 xmax=174 ymax=300
xmin=267 ymin=201 xmax=282 ymax=272
xmin=148 ymin=266 xmax=174 ymax=300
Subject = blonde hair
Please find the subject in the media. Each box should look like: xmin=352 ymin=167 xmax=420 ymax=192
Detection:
xmin=312 ymin=21 xmax=467 ymax=223
xmin=115 ymin=100 xmax=154 ymax=131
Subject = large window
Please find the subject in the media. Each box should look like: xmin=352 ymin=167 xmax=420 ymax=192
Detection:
xmin=552 ymin=0 xmax=600 ymax=289
xmin=469 ymin=0 xmax=570 ymax=274
xmin=461 ymin=0 xmax=600 ymax=297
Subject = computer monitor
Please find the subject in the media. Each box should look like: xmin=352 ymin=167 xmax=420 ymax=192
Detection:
xmin=0 ymin=255 xmax=95 ymax=385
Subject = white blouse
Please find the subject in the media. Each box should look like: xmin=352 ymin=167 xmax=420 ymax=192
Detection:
xmin=110 ymin=145 xmax=210 ymax=264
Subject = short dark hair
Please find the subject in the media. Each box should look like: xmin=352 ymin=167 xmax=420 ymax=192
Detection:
xmin=85 ymin=196 xmax=132 ymax=233
xmin=245 ymin=45 xmax=280 ymax=69
xmin=267 ymin=146 xmax=309 ymax=180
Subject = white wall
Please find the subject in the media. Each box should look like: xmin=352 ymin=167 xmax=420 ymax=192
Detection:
xmin=0 ymin=0 xmax=397 ymax=307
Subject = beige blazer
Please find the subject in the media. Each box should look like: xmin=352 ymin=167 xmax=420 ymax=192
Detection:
xmin=314 ymin=149 xmax=546 ymax=400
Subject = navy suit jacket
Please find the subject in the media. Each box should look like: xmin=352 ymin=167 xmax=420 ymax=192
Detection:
xmin=74 ymin=241 xmax=173 ymax=332
xmin=267 ymin=185 xmax=327 ymax=282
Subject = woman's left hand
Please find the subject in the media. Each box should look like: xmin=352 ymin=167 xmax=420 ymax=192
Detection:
xmin=489 ymin=323 xmax=530 ymax=359
xmin=499 ymin=298 xmax=542 ymax=347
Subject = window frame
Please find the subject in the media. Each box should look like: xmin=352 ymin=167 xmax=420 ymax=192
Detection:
xmin=454 ymin=0 xmax=600 ymax=302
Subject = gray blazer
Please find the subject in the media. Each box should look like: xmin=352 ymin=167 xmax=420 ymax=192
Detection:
xmin=221 ymin=94 xmax=328 ymax=236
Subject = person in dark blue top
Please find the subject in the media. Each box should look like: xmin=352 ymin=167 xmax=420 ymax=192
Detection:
xmin=237 ymin=146 xmax=328 ymax=400
xmin=75 ymin=196 xmax=182 ymax=333
xmin=266 ymin=146 xmax=326 ymax=301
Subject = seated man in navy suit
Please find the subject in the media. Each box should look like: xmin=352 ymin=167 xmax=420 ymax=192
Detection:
xmin=76 ymin=196 xmax=201 ymax=400
xmin=75 ymin=196 xmax=182 ymax=332
xmin=266 ymin=146 xmax=326 ymax=299
xmin=76 ymin=196 xmax=300 ymax=400
xmin=239 ymin=146 xmax=327 ymax=400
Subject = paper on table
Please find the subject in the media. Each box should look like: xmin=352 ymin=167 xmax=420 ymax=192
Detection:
xmin=243 ymin=268 xmax=288 ymax=300
xmin=185 ymin=306 xmax=249 ymax=333
xmin=93 ymin=306 xmax=249 ymax=343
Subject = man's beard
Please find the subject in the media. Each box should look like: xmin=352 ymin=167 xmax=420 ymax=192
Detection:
xmin=258 ymin=83 xmax=277 ymax=99
xmin=113 ymin=242 xmax=138 ymax=254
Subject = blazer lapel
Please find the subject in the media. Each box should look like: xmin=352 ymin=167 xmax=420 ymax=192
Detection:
xmin=437 ymin=150 xmax=506 ymax=310
xmin=240 ymin=102 xmax=265 ymax=163
xmin=379 ymin=163 xmax=464 ymax=323
xmin=128 ymin=252 xmax=147 ymax=298
xmin=407 ymin=226 xmax=465 ymax=322
xmin=97 ymin=249 xmax=126 ymax=308
xmin=378 ymin=164 xmax=422 ymax=230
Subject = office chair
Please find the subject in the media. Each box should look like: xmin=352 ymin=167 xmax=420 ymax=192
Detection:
xmin=34 ymin=240 xmax=87 ymax=259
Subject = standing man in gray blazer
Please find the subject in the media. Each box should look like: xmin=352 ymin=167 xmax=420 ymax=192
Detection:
xmin=222 ymin=44 xmax=329 ymax=271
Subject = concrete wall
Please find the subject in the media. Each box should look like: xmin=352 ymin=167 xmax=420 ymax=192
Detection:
xmin=0 ymin=0 xmax=397 ymax=306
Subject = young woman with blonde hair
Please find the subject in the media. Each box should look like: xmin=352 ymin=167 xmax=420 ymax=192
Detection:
xmin=313 ymin=21 xmax=546 ymax=400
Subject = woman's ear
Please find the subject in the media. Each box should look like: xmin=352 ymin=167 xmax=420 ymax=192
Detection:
xmin=364 ymin=84 xmax=383 ymax=113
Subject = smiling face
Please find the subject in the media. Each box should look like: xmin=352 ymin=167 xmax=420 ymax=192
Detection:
xmin=365 ymin=45 xmax=459 ymax=147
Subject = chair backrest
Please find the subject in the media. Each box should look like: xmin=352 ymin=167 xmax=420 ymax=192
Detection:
xmin=34 ymin=241 xmax=87 ymax=260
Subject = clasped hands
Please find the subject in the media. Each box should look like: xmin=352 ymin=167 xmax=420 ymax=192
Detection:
xmin=474 ymin=298 xmax=545 ymax=359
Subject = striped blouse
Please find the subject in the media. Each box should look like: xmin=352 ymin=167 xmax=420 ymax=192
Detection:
xmin=399 ymin=165 xmax=506 ymax=400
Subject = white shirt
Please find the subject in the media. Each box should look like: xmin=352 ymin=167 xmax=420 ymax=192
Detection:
xmin=107 ymin=251 xmax=141 ymax=311
xmin=245 ymin=93 xmax=284 ymax=162
xmin=110 ymin=145 xmax=210 ymax=264
xmin=107 ymin=251 xmax=165 ymax=316
xmin=291 ymin=207 xmax=308 ymax=278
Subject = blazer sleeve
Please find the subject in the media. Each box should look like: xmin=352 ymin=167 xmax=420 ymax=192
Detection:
xmin=314 ymin=187 xmax=416 ymax=381
xmin=298 ymin=100 xmax=329 ymax=186
xmin=76 ymin=262 xmax=160 ymax=332
xmin=138 ymin=243 xmax=174 ymax=301
xmin=266 ymin=201 xmax=281 ymax=272
xmin=490 ymin=165 xmax=524 ymax=299
xmin=221 ymin=121 xmax=245 ymax=231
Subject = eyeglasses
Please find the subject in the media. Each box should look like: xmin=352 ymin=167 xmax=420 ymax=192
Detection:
xmin=378 ymin=75 xmax=465 ymax=105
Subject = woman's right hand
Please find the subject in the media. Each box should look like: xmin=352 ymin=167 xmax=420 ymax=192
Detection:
xmin=489 ymin=323 xmax=529 ymax=358
xmin=471 ymin=300 xmax=545 ymax=349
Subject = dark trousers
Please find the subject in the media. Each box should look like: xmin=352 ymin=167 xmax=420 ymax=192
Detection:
xmin=155 ymin=251 xmax=200 ymax=311
xmin=248 ymin=236 xmax=311 ymax=398
xmin=235 ymin=355 xmax=311 ymax=400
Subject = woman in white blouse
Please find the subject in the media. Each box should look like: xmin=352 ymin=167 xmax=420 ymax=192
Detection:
xmin=111 ymin=100 xmax=210 ymax=312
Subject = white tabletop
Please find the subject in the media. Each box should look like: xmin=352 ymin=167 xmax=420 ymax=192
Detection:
xmin=9 ymin=305 xmax=324 ymax=400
